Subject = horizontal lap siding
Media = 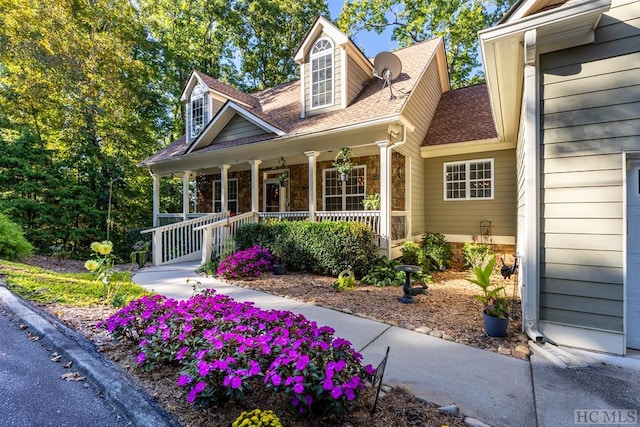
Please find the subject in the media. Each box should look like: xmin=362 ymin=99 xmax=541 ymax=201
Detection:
xmin=538 ymin=0 xmax=640 ymax=333
xmin=347 ymin=56 xmax=370 ymax=105
xmin=424 ymin=149 xmax=516 ymax=236
xmin=213 ymin=115 xmax=268 ymax=143
xmin=403 ymin=60 xmax=443 ymax=236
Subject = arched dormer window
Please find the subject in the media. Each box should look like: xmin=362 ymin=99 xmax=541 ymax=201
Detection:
xmin=310 ymin=38 xmax=333 ymax=109
xmin=189 ymin=85 xmax=208 ymax=141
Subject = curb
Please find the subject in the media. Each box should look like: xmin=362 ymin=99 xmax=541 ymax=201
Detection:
xmin=0 ymin=283 xmax=180 ymax=427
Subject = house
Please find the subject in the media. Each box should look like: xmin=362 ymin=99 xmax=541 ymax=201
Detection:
xmin=140 ymin=16 xmax=517 ymax=267
xmin=479 ymin=0 xmax=639 ymax=354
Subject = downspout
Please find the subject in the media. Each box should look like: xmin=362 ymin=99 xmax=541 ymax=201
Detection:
xmin=523 ymin=29 xmax=544 ymax=343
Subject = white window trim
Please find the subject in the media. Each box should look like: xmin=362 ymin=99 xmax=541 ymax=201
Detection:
xmin=213 ymin=178 xmax=239 ymax=213
xmin=309 ymin=37 xmax=334 ymax=110
xmin=323 ymin=165 xmax=366 ymax=211
xmin=443 ymin=158 xmax=494 ymax=201
xmin=190 ymin=94 xmax=205 ymax=141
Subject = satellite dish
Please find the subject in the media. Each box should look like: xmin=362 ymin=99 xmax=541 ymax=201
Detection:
xmin=373 ymin=52 xmax=402 ymax=81
xmin=372 ymin=52 xmax=402 ymax=100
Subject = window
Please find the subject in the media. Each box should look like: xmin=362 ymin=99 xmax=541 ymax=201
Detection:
xmin=444 ymin=159 xmax=493 ymax=200
xmin=324 ymin=166 xmax=366 ymax=211
xmin=213 ymin=179 xmax=238 ymax=214
xmin=310 ymin=38 xmax=333 ymax=109
xmin=189 ymin=86 xmax=208 ymax=141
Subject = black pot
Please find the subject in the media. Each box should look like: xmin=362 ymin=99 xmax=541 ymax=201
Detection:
xmin=272 ymin=264 xmax=286 ymax=275
xmin=482 ymin=310 xmax=509 ymax=337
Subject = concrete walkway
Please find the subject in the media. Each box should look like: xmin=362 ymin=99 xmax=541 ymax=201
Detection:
xmin=134 ymin=262 xmax=640 ymax=427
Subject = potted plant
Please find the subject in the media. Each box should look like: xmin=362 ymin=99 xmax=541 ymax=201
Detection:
xmin=276 ymin=157 xmax=288 ymax=187
xmin=362 ymin=193 xmax=380 ymax=210
xmin=271 ymin=235 xmax=288 ymax=275
xmin=333 ymin=147 xmax=353 ymax=182
xmin=466 ymin=258 xmax=510 ymax=337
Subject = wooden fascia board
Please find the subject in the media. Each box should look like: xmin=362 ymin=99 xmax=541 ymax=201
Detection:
xmin=179 ymin=72 xmax=205 ymax=103
xmin=294 ymin=16 xmax=348 ymax=63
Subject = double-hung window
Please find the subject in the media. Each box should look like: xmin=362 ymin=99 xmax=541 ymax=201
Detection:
xmin=323 ymin=166 xmax=366 ymax=211
xmin=189 ymin=86 xmax=208 ymax=141
xmin=310 ymin=38 xmax=333 ymax=109
xmin=444 ymin=159 xmax=493 ymax=200
xmin=213 ymin=179 xmax=238 ymax=214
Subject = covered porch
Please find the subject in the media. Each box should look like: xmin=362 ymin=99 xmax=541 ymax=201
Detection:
xmin=144 ymin=139 xmax=412 ymax=266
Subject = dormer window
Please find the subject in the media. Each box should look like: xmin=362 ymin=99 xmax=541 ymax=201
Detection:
xmin=310 ymin=38 xmax=333 ymax=109
xmin=189 ymin=85 xmax=208 ymax=141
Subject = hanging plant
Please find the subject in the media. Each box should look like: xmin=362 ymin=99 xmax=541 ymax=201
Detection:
xmin=333 ymin=147 xmax=354 ymax=181
xmin=276 ymin=157 xmax=288 ymax=187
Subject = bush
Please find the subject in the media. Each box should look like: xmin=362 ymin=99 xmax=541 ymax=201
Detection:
xmin=360 ymin=258 xmax=405 ymax=286
xmin=234 ymin=221 xmax=378 ymax=277
xmin=0 ymin=212 xmax=33 ymax=260
xmin=462 ymin=242 xmax=494 ymax=269
xmin=217 ymin=246 xmax=274 ymax=279
xmin=333 ymin=270 xmax=356 ymax=292
xmin=232 ymin=409 xmax=282 ymax=427
xmin=400 ymin=241 xmax=430 ymax=271
xmin=99 ymin=291 xmax=374 ymax=415
xmin=422 ymin=232 xmax=453 ymax=270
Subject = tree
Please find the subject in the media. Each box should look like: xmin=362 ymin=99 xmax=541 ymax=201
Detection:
xmin=336 ymin=0 xmax=515 ymax=88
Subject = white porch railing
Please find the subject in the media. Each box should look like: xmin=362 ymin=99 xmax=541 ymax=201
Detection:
xmin=146 ymin=209 xmax=401 ymax=266
xmin=196 ymin=211 xmax=259 ymax=265
xmin=142 ymin=212 xmax=228 ymax=265
xmin=156 ymin=213 xmax=210 ymax=226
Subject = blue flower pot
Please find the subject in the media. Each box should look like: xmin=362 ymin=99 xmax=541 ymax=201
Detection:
xmin=482 ymin=310 xmax=509 ymax=337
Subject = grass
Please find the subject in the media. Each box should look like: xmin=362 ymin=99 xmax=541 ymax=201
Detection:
xmin=0 ymin=260 xmax=151 ymax=306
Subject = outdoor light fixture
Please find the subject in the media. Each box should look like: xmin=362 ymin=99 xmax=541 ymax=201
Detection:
xmin=396 ymin=166 xmax=404 ymax=180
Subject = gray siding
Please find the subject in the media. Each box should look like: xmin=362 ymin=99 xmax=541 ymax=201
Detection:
xmin=538 ymin=0 xmax=640 ymax=333
xmin=424 ymin=149 xmax=517 ymax=237
xmin=213 ymin=115 xmax=269 ymax=144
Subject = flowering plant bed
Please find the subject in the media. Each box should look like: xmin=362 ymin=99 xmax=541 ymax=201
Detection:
xmin=99 ymin=290 xmax=374 ymax=415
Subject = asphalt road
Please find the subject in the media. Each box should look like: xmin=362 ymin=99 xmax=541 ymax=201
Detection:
xmin=0 ymin=304 xmax=129 ymax=427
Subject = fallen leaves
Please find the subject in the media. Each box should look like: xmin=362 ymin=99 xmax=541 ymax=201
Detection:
xmin=60 ymin=372 xmax=85 ymax=382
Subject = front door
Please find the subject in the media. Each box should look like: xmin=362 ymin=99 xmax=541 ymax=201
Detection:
xmin=263 ymin=179 xmax=288 ymax=212
xmin=627 ymin=159 xmax=640 ymax=349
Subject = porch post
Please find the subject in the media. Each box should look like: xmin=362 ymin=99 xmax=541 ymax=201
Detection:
xmin=182 ymin=170 xmax=192 ymax=221
xmin=377 ymin=141 xmax=391 ymax=256
xmin=305 ymin=151 xmax=319 ymax=221
xmin=152 ymin=174 xmax=160 ymax=227
xmin=248 ymin=160 xmax=262 ymax=213
xmin=220 ymin=164 xmax=230 ymax=213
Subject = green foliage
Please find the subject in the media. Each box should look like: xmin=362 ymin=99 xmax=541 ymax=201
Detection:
xmin=422 ymin=232 xmax=453 ymax=270
xmin=462 ymin=242 xmax=494 ymax=269
xmin=333 ymin=270 xmax=356 ymax=292
xmin=232 ymin=409 xmax=282 ymax=427
xmin=0 ymin=260 xmax=149 ymax=306
xmin=360 ymin=258 xmax=405 ymax=287
xmin=400 ymin=241 xmax=430 ymax=271
xmin=466 ymin=258 xmax=508 ymax=318
xmin=197 ymin=260 xmax=219 ymax=276
xmin=0 ymin=212 xmax=33 ymax=261
xmin=337 ymin=0 xmax=516 ymax=88
xmin=235 ymin=220 xmax=378 ymax=277
xmin=362 ymin=193 xmax=381 ymax=210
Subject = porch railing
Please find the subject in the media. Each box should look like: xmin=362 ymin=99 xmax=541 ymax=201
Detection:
xmin=196 ymin=211 xmax=259 ymax=264
xmin=156 ymin=213 xmax=211 ymax=227
xmin=142 ymin=212 xmax=228 ymax=265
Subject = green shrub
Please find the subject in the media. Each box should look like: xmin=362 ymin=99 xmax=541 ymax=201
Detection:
xmin=400 ymin=241 xmax=430 ymax=271
xmin=422 ymin=232 xmax=453 ymax=270
xmin=0 ymin=213 xmax=33 ymax=260
xmin=360 ymin=258 xmax=404 ymax=286
xmin=235 ymin=220 xmax=378 ymax=277
xmin=462 ymin=242 xmax=494 ymax=269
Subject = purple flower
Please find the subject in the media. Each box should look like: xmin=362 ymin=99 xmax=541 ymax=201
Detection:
xmin=293 ymin=382 xmax=304 ymax=394
xmin=271 ymin=373 xmax=282 ymax=386
xmin=187 ymin=381 xmax=207 ymax=404
xmin=135 ymin=352 xmax=146 ymax=364
xmin=177 ymin=374 xmax=192 ymax=386
xmin=323 ymin=377 xmax=334 ymax=390
xmin=176 ymin=346 xmax=188 ymax=360
xmin=331 ymin=386 xmax=343 ymax=399
xmin=295 ymin=354 xmax=310 ymax=371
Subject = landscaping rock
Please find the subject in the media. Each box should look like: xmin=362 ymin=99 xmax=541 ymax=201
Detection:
xmin=395 ymin=383 xmax=413 ymax=396
xmin=381 ymin=385 xmax=392 ymax=393
xmin=498 ymin=346 xmax=512 ymax=356
xmin=402 ymin=323 xmax=416 ymax=330
xmin=430 ymin=331 xmax=443 ymax=338
xmin=515 ymin=345 xmax=530 ymax=356
xmin=414 ymin=396 xmax=432 ymax=406
xmin=443 ymin=334 xmax=455 ymax=341
xmin=341 ymin=308 xmax=353 ymax=314
xmin=438 ymin=404 xmax=462 ymax=417
xmin=465 ymin=417 xmax=492 ymax=427
xmin=415 ymin=326 xmax=432 ymax=334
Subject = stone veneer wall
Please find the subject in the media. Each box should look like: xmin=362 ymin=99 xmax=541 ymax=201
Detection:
xmin=447 ymin=241 xmax=517 ymax=271
xmin=193 ymin=152 xmax=407 ymax=213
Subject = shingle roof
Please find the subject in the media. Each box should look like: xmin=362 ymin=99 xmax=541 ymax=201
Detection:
xmin=195 ymin=71 xmax=261 ymax=109
xmin=142 ymin=38 xmax=443 ymax=166
xmin=422 ymin=84 xmax=497 ymax=146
